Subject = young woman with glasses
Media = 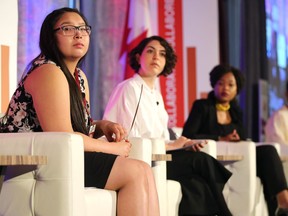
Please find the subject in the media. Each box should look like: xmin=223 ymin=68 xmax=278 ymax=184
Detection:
xmin=0 ymin=7 xmax=159 ymax=216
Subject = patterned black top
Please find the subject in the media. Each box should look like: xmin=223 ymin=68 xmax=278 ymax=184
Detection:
xmin=0 ymin=55 xmax=90 ymax=132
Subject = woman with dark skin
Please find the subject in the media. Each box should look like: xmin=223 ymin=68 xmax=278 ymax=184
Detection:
xmin=0 ymin=7 xmax=159 ymax=216
xmin=182 ymin=64 xmax=288 ymax=216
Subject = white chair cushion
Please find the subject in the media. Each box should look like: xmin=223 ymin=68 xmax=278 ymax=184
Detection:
xmin=85 ymin=188 xmax=116 ymax=216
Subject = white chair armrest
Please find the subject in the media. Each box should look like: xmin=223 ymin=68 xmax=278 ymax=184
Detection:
xmin=128 ymin=137 xmax=152 ymax=166
xmin=0 ymin=132 xmax=86 ymax=216
xmin=216 ymin=141 xmax=257 ymax=216
xmin=280 ymin=144 xmax=288 ymax=156
xmin=167 ymin=179 xmax=182 ymax=216
xmin=201 ymin=139 xmax=217 ymax=158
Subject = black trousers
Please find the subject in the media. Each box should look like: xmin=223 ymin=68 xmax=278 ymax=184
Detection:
xmin=167 ymin=150 xmax=232 ymax=216
xmin=256 ymin=145 xmax=288 ymax=216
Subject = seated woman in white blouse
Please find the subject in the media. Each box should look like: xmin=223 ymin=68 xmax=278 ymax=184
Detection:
xmin=103 ymin=35 xmax=233 ymax=216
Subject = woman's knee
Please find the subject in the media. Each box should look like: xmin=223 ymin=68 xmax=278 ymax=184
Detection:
xmin=125 ymin=159 xmax=152 ymax=182
xmin=142 ymin=161 xmax=155 ymax=180
xmin=135 ymin=160 xmax=152 ymax=179
xmin=106 ymin=158 xmax=151 ymax=190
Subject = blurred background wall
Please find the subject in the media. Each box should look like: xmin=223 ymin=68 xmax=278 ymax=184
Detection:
xmin=1 ymin=0 xmax=285 ymax=141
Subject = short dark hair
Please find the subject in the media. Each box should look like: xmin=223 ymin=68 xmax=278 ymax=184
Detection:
xmin=128 ymin=35 xmax=177 ymax=76
xmin=209 ymin=64 xmax=245 ymax=94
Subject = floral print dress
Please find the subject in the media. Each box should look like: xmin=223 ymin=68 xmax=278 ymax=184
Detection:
xmin=0 ymin=55 xmax=90 ymax=133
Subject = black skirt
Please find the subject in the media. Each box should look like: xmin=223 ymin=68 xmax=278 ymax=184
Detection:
xmin=167 ymin=150 xmax=232 ymax=216
xmin=84 ymin=152 xmax=117 ymax=188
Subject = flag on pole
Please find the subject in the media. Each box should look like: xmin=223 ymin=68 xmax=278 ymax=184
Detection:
xmin=119 ymin=0 xmax=152 ymax=80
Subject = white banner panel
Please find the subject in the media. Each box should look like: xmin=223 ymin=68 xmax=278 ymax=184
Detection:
xmin=182 ymin=0 xmax=219 ymax=120
xmin=153 ymin=0 xmax=219 ymax=127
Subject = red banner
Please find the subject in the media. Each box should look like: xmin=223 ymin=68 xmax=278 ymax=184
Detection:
xmin=158 ymin=0 xmax=184 ymax=127
xmin=119 ymin=0 xmax=152 ymax=80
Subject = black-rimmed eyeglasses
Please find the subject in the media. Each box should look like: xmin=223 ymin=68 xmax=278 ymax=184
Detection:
xmin=54 ymin=25 xmax=92 ymax=36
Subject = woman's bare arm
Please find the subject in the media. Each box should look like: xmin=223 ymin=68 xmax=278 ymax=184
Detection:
xmin=24 ymin=64 xmax=130 ymax=156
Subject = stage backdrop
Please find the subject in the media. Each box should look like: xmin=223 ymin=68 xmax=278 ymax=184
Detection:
xmin=158 ymin=0 xmax=219 ymax=127
xmin=14 ymin=0 xmax=219 ymax=125
xmin=118 ymin=0 xmax=219 ymax=127
xmin=1 ymin=0 xmax=70 ymax=114
xmin=0 ymin=1 xmax=18 ymax=113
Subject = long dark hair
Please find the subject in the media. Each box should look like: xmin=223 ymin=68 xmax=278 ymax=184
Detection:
xmin=30 ymin=7 xmax=89 ymax=134
xmin=128 ymin=35 xmax=177 ymax=76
